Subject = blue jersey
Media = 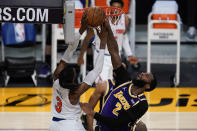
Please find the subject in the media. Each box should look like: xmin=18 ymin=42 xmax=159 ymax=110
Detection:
xmin=99 ymin=80 xmax=147 ymax=131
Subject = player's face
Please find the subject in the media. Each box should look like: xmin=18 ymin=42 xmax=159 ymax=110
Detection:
xmin=136 ymin=72 xmax=154 ymax=84
xmin=111 ymin=2 xmax=123 ymax=9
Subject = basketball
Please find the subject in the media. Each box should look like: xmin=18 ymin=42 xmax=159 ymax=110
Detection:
xmin=86 ymin=6 xmax=106 ymax=27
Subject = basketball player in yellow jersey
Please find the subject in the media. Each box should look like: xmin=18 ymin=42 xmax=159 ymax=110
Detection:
xmin=77 ymin=0 xmax=138 ymax=83
xmin=50 ymin=12 xmax=108 ymax=131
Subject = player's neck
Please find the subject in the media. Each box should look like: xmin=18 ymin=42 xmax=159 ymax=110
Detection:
xmin=131 ymin=86 xmax=145 ymax=96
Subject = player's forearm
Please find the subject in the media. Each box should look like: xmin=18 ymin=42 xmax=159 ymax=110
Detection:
xmin=65 ymin=11 xmax=87 ymax=62
xmin=106 ymin=28 xmax=122 ymax=69
xmin=79 ymin=29 xmax=94 ymax=57
xmin=89 ymin=92 xmax=102 ymax=109
xmin=53 ymin=60 xmax=67 ymax=81
xmin=76 ymin=82 xmax=90 ymax=97
xmin=100 ymin=33 xmax=107 ymax=49
xmin=100 ymin=41 xmax=106 ymax=49
xmin=83 ymin=49 xmax=105 ymax=86
xmin=87 ymin=115 xmax=94 ymax=131
xmin=79 ymin=36 xmax=90 ymax=59
xmin=107 ymin=27 xmax=119 ymax=54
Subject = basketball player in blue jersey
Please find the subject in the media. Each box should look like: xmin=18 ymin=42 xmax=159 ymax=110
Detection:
xmin=80 ymin=18 xmax=157 ymax=131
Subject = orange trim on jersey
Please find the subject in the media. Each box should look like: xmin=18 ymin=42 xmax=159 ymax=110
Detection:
xmin=116 ymin=29 xmax=125 ymax=34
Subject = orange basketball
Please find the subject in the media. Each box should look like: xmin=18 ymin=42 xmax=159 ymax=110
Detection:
xmin=86 ymin=6 xmax=106 ymax=27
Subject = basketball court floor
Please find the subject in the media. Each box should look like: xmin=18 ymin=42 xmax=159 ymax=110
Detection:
xmin=0 ymin=87 xmax=197 ymax=131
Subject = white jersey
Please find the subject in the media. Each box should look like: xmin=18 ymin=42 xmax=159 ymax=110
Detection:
xmin=51 ymin=79 xmax=81 ymax=120
xmin=94 ymin=14 xmax=126 ymax=55
xmin=109 ymin=14 xmax=126 ymax=53
xmin=94 ymin=14 xmax=133 ymax=82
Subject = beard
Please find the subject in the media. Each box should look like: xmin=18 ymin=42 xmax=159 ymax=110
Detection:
xmin=132 ymin=78 xmax=147 ymax=88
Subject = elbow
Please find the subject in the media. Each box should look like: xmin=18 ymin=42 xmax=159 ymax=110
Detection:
xmin=60 ymin=60 xmax=67 ymax=67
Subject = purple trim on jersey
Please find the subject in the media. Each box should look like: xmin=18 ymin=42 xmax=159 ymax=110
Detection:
xmin=102 ymin=79 xmax=115 ymax=104
xmin=99 ymin=81 xmax=147 ymax=131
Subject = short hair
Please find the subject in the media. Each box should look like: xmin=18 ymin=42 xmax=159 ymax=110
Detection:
xmin=110 ymin=0 xmax=124 ymax=8
xmin=146 ymin=73 xmax=157 ymax=92
xmin=58 ymin=65 xmax=79 ymax=90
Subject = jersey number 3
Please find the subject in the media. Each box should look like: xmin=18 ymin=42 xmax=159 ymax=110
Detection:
xmin=55 ymin=96 xmax=62 ymax=113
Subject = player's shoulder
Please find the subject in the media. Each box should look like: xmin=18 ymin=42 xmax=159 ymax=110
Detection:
xmin=139 ymin=99 xmax=149 ymax=111
xmin=117 ymin=80 xmax=132 ymax=88
xmin=53 ymin=79 xmax=60 ymax=89
xmin=95 ymin=80 xmax=108 ymax=94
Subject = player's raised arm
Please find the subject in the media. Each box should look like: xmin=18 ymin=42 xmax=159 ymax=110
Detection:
xmin=53 ymin=11 xmax=88 ymax=81
xmin=104 ymin=19 xmax=122 ymax=70
xmin=77 ymin=28 xmax=94 ymax=66
xmin=70 ymin=26 xmax=108 ymax=105
xmin=104 ymin=19 xmax=130 ymax=86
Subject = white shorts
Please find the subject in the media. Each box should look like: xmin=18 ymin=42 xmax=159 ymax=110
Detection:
xmin=94 ymin=50 xmax=113 ymax=83
xmin=50 ymin=119 xmax=85 ymax=131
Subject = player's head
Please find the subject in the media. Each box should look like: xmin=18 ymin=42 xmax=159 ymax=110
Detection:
xmin=58 ymin=65 xmax=80 ymax=90
xmin=110 ymin=0 xmax=124 ymax=9
xmin=132 ymin=72 xmax=157 ymax=92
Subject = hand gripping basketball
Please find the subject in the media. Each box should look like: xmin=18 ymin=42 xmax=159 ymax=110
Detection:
xmin=86 ymin=6 xmax=106 ymax=27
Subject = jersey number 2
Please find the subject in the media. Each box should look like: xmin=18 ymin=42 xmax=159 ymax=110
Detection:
xmin=55 ymin=96 xmax=62 ymax=113
xmin=112 ymin=102 xmax=122 ymax=116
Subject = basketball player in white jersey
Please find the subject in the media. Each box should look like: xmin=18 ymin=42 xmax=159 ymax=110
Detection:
xmin=50 ymin=12 xmax=108 ymax=131
xmin=78 ymin=0 xmax=138 ymax=83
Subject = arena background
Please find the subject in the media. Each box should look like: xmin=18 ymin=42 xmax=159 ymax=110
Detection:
xmin=0 ymin=0 xmax=197 ymax=131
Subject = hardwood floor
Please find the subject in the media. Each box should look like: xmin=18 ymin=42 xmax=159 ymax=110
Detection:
xmin=0 ymin=87 xmax=196 ymax=131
